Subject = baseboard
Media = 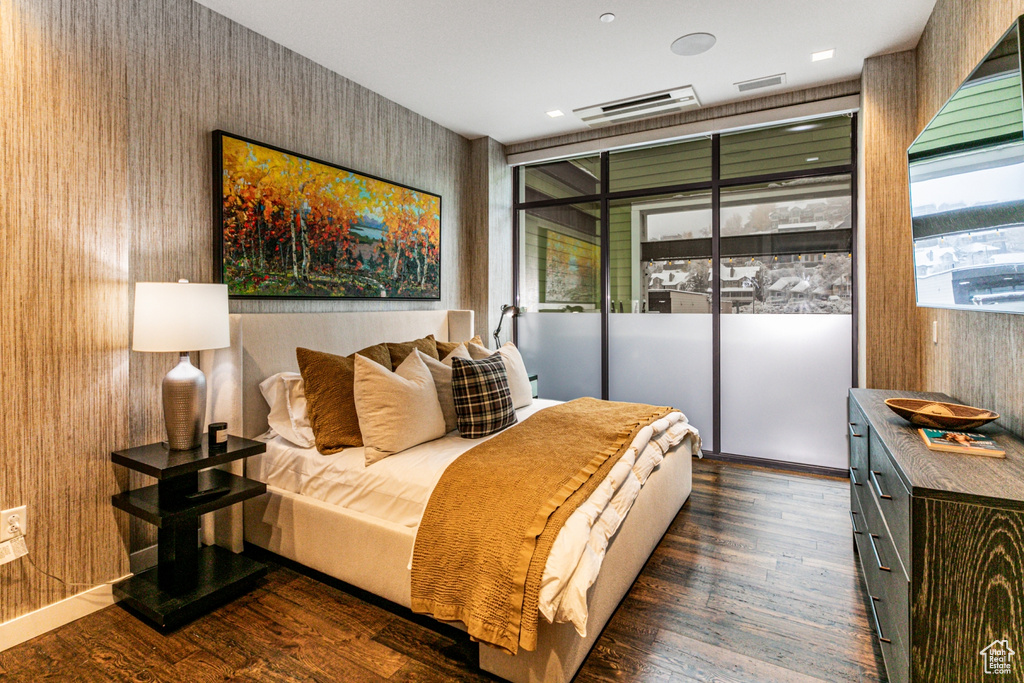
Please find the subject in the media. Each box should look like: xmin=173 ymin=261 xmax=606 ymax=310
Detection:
xmin=0 ymin=577 xmax=128 ymax=653
xmin=0 ymin=548 xmax=153 ymax=653
xmin=702 ymin=451 xmax=848 ymax=478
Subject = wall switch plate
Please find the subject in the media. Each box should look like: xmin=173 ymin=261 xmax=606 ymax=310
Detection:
xmin=1 ymin=505 xmax=27 ymax=542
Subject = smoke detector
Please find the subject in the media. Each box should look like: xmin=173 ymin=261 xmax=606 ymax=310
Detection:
xmin=574 ymin=86 xmax=701 ymax=128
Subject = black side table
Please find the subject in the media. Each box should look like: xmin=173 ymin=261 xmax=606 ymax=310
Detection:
xmin=111 ymin=435 xmax=268 ymax=629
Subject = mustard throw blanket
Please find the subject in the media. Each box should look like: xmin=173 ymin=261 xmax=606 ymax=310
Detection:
xmin=410 ymin=397 xmax=675 ymax=654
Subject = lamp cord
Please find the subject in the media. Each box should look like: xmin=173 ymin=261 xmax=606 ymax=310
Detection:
xmin=21 ymin=545 xmax=125 ymax=588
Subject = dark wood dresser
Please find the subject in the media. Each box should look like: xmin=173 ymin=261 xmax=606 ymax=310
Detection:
xmin=849 ymin=389 xmax=1024 ymax=682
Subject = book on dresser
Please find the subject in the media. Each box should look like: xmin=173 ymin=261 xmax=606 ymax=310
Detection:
xmin=918 ymin=428 xmax=1006 ymax=457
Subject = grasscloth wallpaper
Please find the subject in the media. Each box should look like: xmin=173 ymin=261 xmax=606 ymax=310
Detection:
xmin=0 ymin=0 xmax=485 ymax=623
xmin=860 ymin=51 xmax=921 ymax=392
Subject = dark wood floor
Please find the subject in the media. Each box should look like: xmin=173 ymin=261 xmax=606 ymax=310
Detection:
xmin=0 ymin=460 xmax=886 ymax=682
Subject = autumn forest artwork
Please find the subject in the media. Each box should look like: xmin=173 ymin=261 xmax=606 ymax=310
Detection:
xmin=215 ymin=133 xmax=441 ymax=299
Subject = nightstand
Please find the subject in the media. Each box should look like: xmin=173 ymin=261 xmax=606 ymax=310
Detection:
xmin=110 ymin=435 xmax=268 ymax=629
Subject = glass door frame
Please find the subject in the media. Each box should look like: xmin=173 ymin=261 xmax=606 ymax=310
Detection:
xmin=512 ymin=114 xmax=859 ymax=458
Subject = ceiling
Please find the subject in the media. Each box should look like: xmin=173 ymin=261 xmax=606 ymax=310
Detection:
xmin=192 ymin=0 xmax=938 ymax=145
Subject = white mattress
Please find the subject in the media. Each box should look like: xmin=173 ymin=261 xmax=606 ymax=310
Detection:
xmin=249 ymin=399 xmax=562 ymax=528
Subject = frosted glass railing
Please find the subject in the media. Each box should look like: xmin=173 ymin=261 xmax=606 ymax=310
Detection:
xmin=517 ymin=312 xmax=602 ymax=401
xmin=720 ymin=314 xmax=852 ymax=469
xmin=608 ymin=314 xmax=713 ymax=453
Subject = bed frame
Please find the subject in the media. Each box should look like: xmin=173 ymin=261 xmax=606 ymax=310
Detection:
xmin=201 ymin=310 xmax=693 ymax=683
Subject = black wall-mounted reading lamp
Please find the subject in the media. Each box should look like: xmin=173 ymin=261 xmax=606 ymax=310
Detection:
xmin=493 ymin=304 xmax=518 ymax=349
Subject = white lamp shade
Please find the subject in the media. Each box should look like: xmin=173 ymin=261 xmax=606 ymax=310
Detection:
xmin=132 ymin=282 xmax=230 ymax=352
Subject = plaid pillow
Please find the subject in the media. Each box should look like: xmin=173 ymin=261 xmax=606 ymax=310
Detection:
xmin=451 ymin=354 xmax=518 ymax=438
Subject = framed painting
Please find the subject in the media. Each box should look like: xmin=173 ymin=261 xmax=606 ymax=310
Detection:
xmin=212 ymin=131 xmax=441 ymax=300
xmin=544 ymin=230 xmax=599 ymax=304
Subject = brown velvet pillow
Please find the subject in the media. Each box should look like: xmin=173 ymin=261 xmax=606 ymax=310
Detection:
xmin=386 ymin=335 xmax=439 ymax=370
xmin=296 ymin=343 xmax=391 ymax=453
xmin=436 ymin=334 xmax=483 ymax=359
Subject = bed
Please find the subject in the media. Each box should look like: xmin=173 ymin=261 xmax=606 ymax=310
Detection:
xmin=200 ymin=310 xmax=697 ymax=683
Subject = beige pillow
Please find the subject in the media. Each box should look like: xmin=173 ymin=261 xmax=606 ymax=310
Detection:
xmin=419 ymin=346 xmax=472 ymax=433
xmin=467 ymin=341 xmax=533 ymax=409
xmin=353 ymin=352 xmax=446 ymax=465
xmin=435 ymin=334 xmax=483 ymax=358
xmin=466 ymin=340 xmax=492 ymax=361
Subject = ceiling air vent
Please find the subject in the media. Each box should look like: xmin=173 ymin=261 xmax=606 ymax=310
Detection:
xmin=735 ymin=73 xmax=787 ymax=93
xmin=573 ymin=86 xmax=700 ymax=128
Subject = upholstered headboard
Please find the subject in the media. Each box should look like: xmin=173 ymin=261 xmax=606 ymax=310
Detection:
xmin=201 ymin=310 xmax=475 ymax=440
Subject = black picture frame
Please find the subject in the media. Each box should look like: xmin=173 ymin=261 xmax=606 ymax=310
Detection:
xmin=212 ymin=130 xmax=442 ymax=301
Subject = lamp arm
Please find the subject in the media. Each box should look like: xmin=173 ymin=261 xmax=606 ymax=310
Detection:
xmin=493 ymin=304 xmax=514 ymax=348
xmin=492 ymin=319 xmax=505 ymax=349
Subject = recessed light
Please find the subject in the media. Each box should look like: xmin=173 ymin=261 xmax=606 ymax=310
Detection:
xmin=811 ymin=49 xmax=835 ymax=62
xmin=788 ymin=123 xmax=817 ymax=132
xmin=806 ymin=157 xmax=820 ymax=162
xmin=670 ymin=32 xmax=717 ymax=56
xmin=600 ymin=13 xmax=615 ymax=23
xmin=546 ymin=110 xmax=564 ymax=118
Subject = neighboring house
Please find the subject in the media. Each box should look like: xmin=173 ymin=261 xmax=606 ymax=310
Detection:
xmin=789 ymin=280 xmax=812 ymax=300
xmin=915 ymin=246 xmax=958 ymax=276
xmin=720 ymin=265 xmax=760 ymax=310
xmin=768 ymin=276 xmax=804 ymax=302
xmin=649 ymin=268 xmax=690 ymax=290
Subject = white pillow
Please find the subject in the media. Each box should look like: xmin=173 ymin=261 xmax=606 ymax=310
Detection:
xmin=258 ymin=372 xmax=315 ymax=448
xmin=419 ymin=346 xmax=472 ymax=433
xmin=353 ymin=352 xmax=446 ymax=466
xmin=467 ymin=341 xmax=533 ymax=409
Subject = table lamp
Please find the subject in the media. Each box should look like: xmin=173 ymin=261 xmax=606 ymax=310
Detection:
xmin=132 ymin=280 xmax=230 ymax=450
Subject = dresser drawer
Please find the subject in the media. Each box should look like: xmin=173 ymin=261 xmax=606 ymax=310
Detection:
xmin=850 ymin=480 xmax=880 ymax=597
xmin=862 ymin=494 xmax=910 ymax=682
xmin=848 ymin=397 xmax=869 ymax=479
xmin=868 ymin=430 xmax=911 ymax=575
xmin=869 ymin=591 xmax=909 ymax=683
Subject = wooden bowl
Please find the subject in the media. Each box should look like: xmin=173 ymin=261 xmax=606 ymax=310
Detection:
xmin=884 ymin=398 xmax=998 ymax=430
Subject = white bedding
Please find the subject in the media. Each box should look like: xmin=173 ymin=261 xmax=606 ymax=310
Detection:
xmin=251 ymin=398 xmax=701 ymax=635
xmin=251 ymin=400 xmax=560 ymax=528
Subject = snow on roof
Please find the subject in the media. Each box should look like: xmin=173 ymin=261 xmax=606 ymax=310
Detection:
xmin=720 ymin=265 xmax=759 ymax=281
xmin=790 ymin=280 xmax=811 ymax=294
xmin=915 ymin=246 xmax=958 ymax=266
xmin=769 ymin=276 xmax=802 ymax=291
xmin=649 ymin=270 xmax=692 ymax=287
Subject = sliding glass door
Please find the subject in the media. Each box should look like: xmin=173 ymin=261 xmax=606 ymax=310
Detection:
xmin=606 ymin=183 xmax=716 ymax=451
xmin=717 ymin=177 xmax=853 ymax=468
xmin=513 ymin=115 xmax=857 ymax=469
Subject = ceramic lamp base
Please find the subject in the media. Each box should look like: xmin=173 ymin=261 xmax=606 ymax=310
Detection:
xmin=163 ymin=353 xmax=206 ymax=450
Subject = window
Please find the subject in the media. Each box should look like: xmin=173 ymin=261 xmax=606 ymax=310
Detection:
xmin=513 ymin=114 xmax=857 ymax=466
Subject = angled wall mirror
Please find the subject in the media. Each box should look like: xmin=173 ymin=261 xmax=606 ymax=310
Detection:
xmin=908 ymin=16 xmax=1024 ymax=313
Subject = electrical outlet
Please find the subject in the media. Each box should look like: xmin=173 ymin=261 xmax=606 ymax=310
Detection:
xmin=1 ymin=506 xmax=27 ymax=542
